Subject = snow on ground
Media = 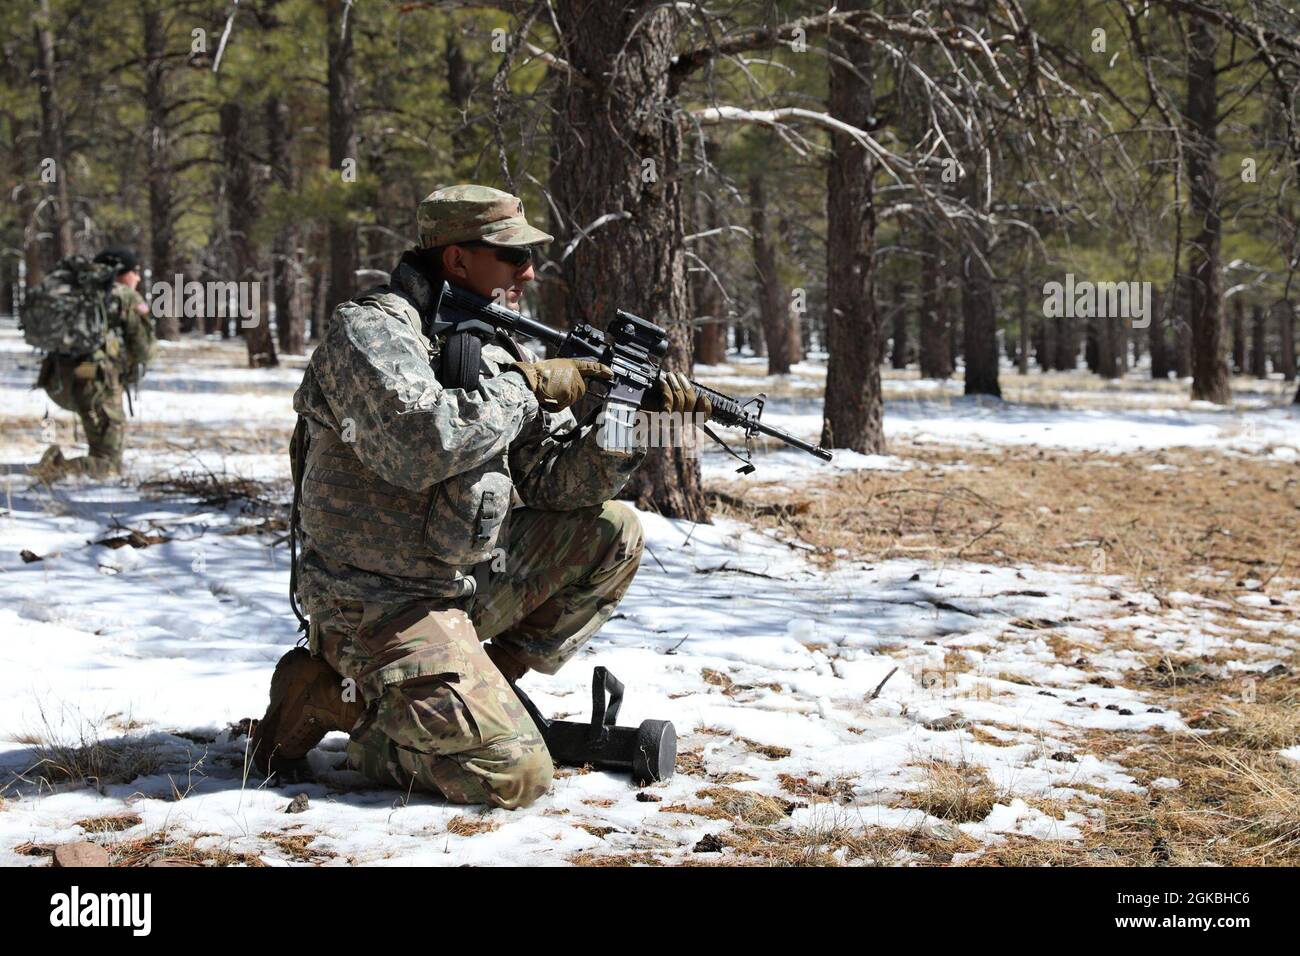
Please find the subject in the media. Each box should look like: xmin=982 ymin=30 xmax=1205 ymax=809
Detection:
xmin=0 ymin=326 xmax=1296 ymax=865
xmin=0 ymin=477 xmax=1207 ymax=865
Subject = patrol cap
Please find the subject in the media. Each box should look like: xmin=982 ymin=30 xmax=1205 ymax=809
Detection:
xmin=417 ymin=184 xmax=553 ymax=249
xmin=94 ymin=247 xmax=140 ymax=274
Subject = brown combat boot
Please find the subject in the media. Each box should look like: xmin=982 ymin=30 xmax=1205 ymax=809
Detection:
xmin=249 ymin=647 xmax=365 ymax=783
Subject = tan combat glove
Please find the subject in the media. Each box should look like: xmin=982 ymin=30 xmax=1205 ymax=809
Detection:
xmin=643 ymin=370 xmax=713 ymax=420
xmin=507 ymin=358 xmax=612 ymax=413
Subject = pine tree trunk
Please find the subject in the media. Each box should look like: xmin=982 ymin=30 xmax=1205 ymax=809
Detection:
xmin=1276 ymin=300 xmax=1297 ymax=381
xmin=220 ymin=102 xmax=277 ymax=368
xmin=266 ymin=95 xmax=304 ymax=355
xmin=326 ymin=0 xmax=358 ymax=317
xmin=892 ymin=282 xmax=910 ymax=370
xmin=822 ymin=0 xmax=883 ymax=453
xmin=141 ymin=0 xmax=179 ymax=339
xmin=14 ymin=113 xmax=48 ymax=288
xmin=950 ymin=302 xmax=962 ymax=372
xmin=1117 ymin=313 xmax=1129 ymax=373
xmin=1054 ymin=317 xmax=1075 ymax=370
xmin=1174 ymin=322 xmax=1193 ymax=378
xmin=1231 ymin=296 xmax=1246 ymax=373
xmin=1099 ymin=315 xmax=1120 ymax=379
xmin=1173 ymin=277 xmax=1193 ymax=379
xmin=550 ymin=0 xmax=705 ymax=520
xmin=960 ymin=220 xmax=1001 ymax=397
xmin=919 ymin=232 xmax=952 ymax=378
xmin=690 ymin=189 xmax=726 ymax=366
xmin=1250 ymin=304 xmax=1268 ymax=377
xmin=1037 ymin=304 xmax=1054 ymax=370
xmin=1184 ymin=17 xmax=1231 ymax=403
xmin=749 ymin=175 xmax=793 ymax=375
xmin=34 ymin=0 xmax=74 ymax=262
xmin=1150 ymin=288 xmax=1169 ymax=378
xmin=1018 ymin=274 xmax=1030 ymax=376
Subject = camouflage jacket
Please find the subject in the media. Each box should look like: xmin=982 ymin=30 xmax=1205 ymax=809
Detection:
xmin=107 ymin=284 xmax=156 ymax=383
xmin=292 ymin=258 xmax=646 ymax=616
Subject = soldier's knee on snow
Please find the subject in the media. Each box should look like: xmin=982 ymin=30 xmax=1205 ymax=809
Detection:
xmin=483 ymin=741 xmax=554 ymax=810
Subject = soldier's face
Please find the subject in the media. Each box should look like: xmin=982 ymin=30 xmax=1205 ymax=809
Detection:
xmin=444 ymin=245 xmax=535 ymax=308
xmin=116 ymin=269 xmax=141 ymax=291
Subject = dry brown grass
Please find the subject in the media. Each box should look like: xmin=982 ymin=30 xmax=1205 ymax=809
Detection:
xmin=778 ymin=772 xmax=857 ymax=801
xmin=1221 ymin=703 xmax=1300 ymax=751
xmin=258 ymin=830 xmax=338 ymax=863
xmin=707 ymin=444 xmax=1299 ymax=600
xmin=446 ymin=814 xmax=500 ymax=837
xmin=660 ymin=785 xmax=794 ymax=825
xmin=566 ymin=850 xmax=663 ymax=866
xmin=18 ymin=724 xmax=162 ymax=790
xmin=1040 ymin=667 xmax=1300 ymax=866
xmin=686 ymin=805 xmax=989 ymax=866
xmin=76 ymin=812 xmax=143 ymax=833
xmin=108 ymin=830 xmax=268 ymax=867
xmin=904 ymin=760 xmax=1007 ymax=824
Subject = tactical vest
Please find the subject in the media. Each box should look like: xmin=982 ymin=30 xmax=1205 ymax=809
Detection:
xmin=298 ymin=422 xmax=512 ymax=575
xmin=293 ymin=286 xmax=525 ymax=594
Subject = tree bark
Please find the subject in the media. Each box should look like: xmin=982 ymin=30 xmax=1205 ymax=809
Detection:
xmin=1053 ymin=317 xmax=1076 ymax=370
xmin=1150 ymin=287 xmax=1169 ymax=378
xmin=1183 ymin=17 xmax=1231 ymax=403
xmin=1017 ymin=273 xmax=1030 ymax=376
xmin=821 ymin=0 xmax=884 ymax=453
xmin=34 ymin=0 xmax=74 ymax=262
xmin=142 ymin=0 xmax=179 ymax=339
xmin=1277 ymin=300 xmax=1297 ymax=381
xmin=892 ymin=282 xmax=910 ymax=370
xmin=1230 ymin=296 xmax=1246 ymax=373
xmin=550 ymin=0 xmax=705 ymax=520
xmin=690 ymin=189 xmax=727 ymax=366
xmin=266 ymin=95 xmax=304 ymax=354
xmin=749 ymin=175 xmax=795 ymax=375
xmin=1085 ymin=317 xmax=1100 ymax=373
xmin=1250 ymin=303 xmax=1268 ymax=377
xmin=960 ymin=220 xmax=1000 ymax=396
xmin=919 ymin=231 xmax=952 ymax=378
xmin=220 ymin=101 xmax=277 ymax=368
xmin=1098 ymin=314 xmax=1120 ymax=379
xmin=326 ymin=0 xmax=358 ymax=317
xmin=1036 ymin=301 xmax=1054 ymax=371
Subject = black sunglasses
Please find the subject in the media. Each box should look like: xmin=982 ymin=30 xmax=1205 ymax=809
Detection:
xmin=460 ymin=241 xmax=534 ymax=268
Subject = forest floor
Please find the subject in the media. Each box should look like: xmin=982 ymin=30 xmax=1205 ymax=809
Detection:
xmin=0 ymin=326 xmax=1297 ymax=866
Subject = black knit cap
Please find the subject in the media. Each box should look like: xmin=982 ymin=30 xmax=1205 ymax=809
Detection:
xmin=93 ymin=247 xmax=139 ymax=275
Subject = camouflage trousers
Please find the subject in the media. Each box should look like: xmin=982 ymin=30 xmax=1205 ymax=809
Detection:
xmin=310 ymin=500 xmax=644 ymax=809
xmin=37 ymin=354 xmax=126 ymax=474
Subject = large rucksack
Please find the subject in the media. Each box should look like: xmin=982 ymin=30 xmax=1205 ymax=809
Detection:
xmin=20 ymin=256 xmax=118 ymax=356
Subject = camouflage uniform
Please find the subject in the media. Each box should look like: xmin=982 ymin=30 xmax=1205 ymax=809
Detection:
xmin=37 ymin=282 xmax=155 ymax=475
xmin=293 ymin=185 xmax=647 ymax=809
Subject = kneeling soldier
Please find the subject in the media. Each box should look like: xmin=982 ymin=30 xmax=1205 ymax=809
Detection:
xmin=251 ymin=185 xmax=707 ymax=808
